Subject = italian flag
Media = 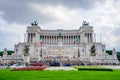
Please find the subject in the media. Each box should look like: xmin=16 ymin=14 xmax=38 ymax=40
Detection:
xmin=73 ymin=35 xmax=79 ymax=44
xmin=73 ymin=39 xmax=76 ymax=44
xmin=40 ymin=35 xmax=43 ymax=46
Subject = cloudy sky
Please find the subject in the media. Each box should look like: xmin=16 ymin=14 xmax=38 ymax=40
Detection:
xmin=0 ymin=0 xmax=120 ymax=51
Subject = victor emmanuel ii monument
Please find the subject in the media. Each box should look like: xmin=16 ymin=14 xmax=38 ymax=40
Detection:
xmin=1 ymin=21 xmax=119 ymax=65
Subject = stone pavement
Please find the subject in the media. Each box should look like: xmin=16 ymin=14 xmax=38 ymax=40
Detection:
xmin=103 ymin=66 xmax=120 ymax=69
xmin=45 ymin=67 xmax=77 ymax=70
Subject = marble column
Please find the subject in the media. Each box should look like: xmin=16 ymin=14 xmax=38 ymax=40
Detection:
xmin=28 ymin=33 xmax=30 ymax=43
xmin=31 ymin=33 xmax=32 ymax=43
xmin=62 ymin=35 xmax=64 ymax=44
xmin=56 ymin=35 xmax=57 ymax=44
xmin=50 ymin=35 xmax=51 ymax=44
xmin=68 ymin=36 xmax=69 ymax=44
xmin=88 ymin=33 xmax=90 ymax=43
xmin=49 ymin=35 xmax=50 ymax=44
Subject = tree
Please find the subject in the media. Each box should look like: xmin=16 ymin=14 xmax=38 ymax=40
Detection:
xmin=23 ymin=45 xmax=29 ymax=56
xmin=23 ymin=45 xmax=30 ymax=64
xmin=0 ymin=50 xmax=14 ymax=56
xmin=106 ymin=50 xmax=112 ymax=55
xmin=117 ymin=52 xmax=120 ymax=62
xmin=7 ymin=50 xmax=14 ymax=55
xmin=90 ymin=45 xmax=96 ymax=56
xmin=0 ymin=51 xmax=3 ymax=56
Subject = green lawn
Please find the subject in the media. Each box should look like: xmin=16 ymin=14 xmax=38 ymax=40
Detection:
xmin=0 ymin=69 xmax=120 ymax=80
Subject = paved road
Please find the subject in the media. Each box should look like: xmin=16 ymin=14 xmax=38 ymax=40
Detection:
xmin=0 ymin=66 xmax=7 ymax=69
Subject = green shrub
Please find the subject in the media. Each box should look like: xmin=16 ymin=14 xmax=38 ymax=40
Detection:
xmin=78 ymin=68 xmax=113 ymax=71
xmin=117 ymin=52 xmax=120 ymax=62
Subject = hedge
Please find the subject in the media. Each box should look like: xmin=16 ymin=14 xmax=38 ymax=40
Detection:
xmin=78 ymin=68 xmax=113 ymax=71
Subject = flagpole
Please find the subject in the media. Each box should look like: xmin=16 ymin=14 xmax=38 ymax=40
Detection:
xmin=76 ymin=35 xmax=80 ymax=57
xmin=40 ymin=35 xmax=43 ymax=58
xmin=40 ymin=45 xmax=42 ymax=58
xmin=78 ymin=43 xmax=79 ymax=57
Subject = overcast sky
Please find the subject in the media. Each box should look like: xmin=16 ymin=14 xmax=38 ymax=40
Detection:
xmin=0 ymin=0 xmax=120 ymax=51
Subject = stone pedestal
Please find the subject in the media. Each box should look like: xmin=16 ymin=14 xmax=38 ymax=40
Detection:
xmin=58 ymin=39 xmax=62 ymax=46
xmin=24 ymin=56 xmax=30 ymax=64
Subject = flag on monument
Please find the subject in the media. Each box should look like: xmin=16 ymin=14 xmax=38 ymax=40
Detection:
xmin=73 ymin=39 xmax=76 ymax=44
xmin=76 ymin=35 xmax=79 ymax=44
xmin=73 ymin=35 xmax=79 ymax=44
xmin=40 ymin=35 xmax=43 ymax=46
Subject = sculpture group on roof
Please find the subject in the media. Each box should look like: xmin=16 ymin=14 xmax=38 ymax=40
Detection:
xmin=82 ymin=21 xmax=89 ymax=26
xmin=31 ymin=20 xmax=38 ymax=26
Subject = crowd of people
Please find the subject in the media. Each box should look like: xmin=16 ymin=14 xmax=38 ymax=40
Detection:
xmin=0 ymin=56 xmax=120 ymax=67
xmin=40 ymin=57 xmax=120 ymax=66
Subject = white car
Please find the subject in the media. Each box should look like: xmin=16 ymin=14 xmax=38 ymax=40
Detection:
xmin=8 ymin=64 xmax=26 ymax=68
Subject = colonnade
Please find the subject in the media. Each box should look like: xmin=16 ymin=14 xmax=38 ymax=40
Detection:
xmin=40 ymin=35 xmax=80 ymax=45
xmin=27 ymin=33 xmax=93 ymax=44
xmin=27 ymin=33 xmax=36 ymax=43
xmin=85 ymin=33 xmax=93 ymax=43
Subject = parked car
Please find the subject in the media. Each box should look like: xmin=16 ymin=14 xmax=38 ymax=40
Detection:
xmin=49 ymin=61 xmax=60 ymax=66
xmin=64 ymin=63 xmax=71 ymax=66
xmin=33 ymin=62 xmax=43 ymax=66
xmin=8 ymin=63 xmax=26 ymax=68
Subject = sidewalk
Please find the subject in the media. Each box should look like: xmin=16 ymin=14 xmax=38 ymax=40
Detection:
xmin=45 ymin=67 xmax=77 ymax=70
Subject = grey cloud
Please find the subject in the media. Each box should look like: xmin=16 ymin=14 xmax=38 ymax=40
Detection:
xmin=0 ymin=0 xmax=57 ymax=25
xmin=111 ymin=27 xmax=120 ymax=36
xmin=108 ymin=27 xmax=120 ymax=51
xmin=30 ymin=0 xmax=99 ymax=9
xmin=0 ymin=0 xmax=103 ymax=24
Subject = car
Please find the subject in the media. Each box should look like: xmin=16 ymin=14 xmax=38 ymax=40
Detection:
xmin=32 ymin=62 xmax=43 ymax=66
xmin=64 ymin=63 xmax=71 ymax=66
xmin=49 ymin=61 xmax=60 ymax=66
xmin=8 ymin=63 xmax=26 ymax=68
